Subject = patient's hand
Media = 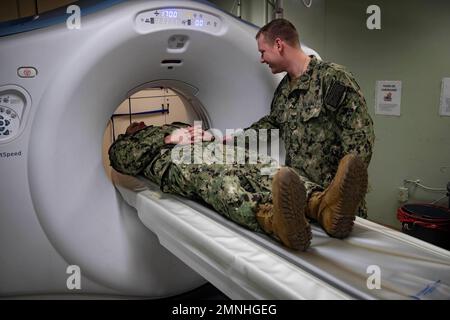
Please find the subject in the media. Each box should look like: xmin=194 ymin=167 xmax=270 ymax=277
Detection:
xmin=126 ymin=122 xmax=147 ymax=135
xmin=222 ymin=135 xmax=233 ymax=144
xmin=164 ymin=126 xmax=214 ymax=144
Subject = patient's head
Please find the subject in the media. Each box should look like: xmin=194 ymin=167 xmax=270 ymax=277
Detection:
xmin=126 ymin=121 xmax=147 ymax=135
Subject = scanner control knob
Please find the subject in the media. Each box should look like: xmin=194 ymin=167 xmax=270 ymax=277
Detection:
xmin=0 ymin=106 xmax=20 ymax=141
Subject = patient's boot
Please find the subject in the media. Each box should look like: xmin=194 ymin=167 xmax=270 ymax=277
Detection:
xmin=256 ymin=167 xmax=312 ymax=251
xmin=306 ymin=154 xmax=368 ymax=239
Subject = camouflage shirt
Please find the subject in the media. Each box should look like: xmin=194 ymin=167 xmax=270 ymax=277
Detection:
xmin=108 ymin=123 xmax=189 ymax=177
xmin=246 ymin=56 xmax=375 ymax=215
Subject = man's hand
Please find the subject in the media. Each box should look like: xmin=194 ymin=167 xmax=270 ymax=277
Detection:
xmin=164 ymin=126 xmax=215 ymax=145
xmin=126 ymin=121 xmax=147 ymax=135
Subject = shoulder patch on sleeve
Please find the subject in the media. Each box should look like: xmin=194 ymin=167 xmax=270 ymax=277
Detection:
xmin=325 ymin=81 xmax=347 ymax=111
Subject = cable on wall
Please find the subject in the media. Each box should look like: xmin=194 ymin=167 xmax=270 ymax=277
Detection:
xmin=404 ymin=179 xmax=447 ymax=193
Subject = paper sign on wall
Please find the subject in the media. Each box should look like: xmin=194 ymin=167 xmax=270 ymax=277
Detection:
xmin=375 ymin=81 xmax=402 ymax=116
xmin=440 ymin=78 xmax=450 ymax=117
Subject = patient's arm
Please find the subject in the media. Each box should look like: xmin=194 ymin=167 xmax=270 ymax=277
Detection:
xmin=109 ymin=124 xmax=176 ymax=175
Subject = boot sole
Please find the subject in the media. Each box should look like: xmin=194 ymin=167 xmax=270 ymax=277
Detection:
xmin=328 ymin=156 xmax=368 ymax=238
xmin=272 ymin=168 xmax=312 ymax=251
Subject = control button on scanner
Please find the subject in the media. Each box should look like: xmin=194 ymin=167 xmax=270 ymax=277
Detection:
xmin=17 ymin=67 xmax=38 ymax=78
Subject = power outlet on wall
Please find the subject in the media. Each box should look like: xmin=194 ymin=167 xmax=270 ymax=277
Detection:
xmin=398 ymin=187 xmax=409 ymax=202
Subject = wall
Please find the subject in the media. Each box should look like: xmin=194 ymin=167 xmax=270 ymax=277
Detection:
xmin=0 ymin=0 xmax=77 ymax=21
xmin=324 ymin=0 xmax=450 ymax=227
xmin=209 ymin=0 xmax=326 ymax=53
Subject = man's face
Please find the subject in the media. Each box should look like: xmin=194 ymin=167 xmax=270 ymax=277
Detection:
xmin=257 ymin=34 xmax=284 ymax=74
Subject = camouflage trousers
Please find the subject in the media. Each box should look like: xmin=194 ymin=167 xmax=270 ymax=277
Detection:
xmin=139 ymin=143 xmax=336 ymax=233
xmin=142 ymin=145 xmax=278 ymax=233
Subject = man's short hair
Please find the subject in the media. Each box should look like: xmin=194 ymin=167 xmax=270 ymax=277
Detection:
xmin=256 ymin=19 xmax=300 ymax=48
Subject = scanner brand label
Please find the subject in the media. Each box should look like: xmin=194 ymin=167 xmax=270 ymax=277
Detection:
xmin=0 ymin=150 xmax=22 ymax=159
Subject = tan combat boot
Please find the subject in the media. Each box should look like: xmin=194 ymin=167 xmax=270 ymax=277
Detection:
xmin=256 ymin=167 xmax=312 ymax=251
xmin=306 ymin=154 xmax=368 ymax=238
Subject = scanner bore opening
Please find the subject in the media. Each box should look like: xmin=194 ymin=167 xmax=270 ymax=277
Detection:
xmin=102 ymin=84 xmax=210 ymax=183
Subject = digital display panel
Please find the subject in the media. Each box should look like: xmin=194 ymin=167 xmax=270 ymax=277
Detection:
xmin=136 ymin=8 xmax=222 ymax=34
xmin=161 ymin=10 xmax=178 ymax=18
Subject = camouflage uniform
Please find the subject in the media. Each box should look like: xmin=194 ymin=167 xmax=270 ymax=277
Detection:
xmin=245 ymin=56 xmax=375 ymax=217
xmin=109 ymin=123 xmax=278 ymax=233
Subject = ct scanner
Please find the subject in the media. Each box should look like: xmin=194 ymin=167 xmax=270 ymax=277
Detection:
xmin=1 ymin=0 xmax=450 ymax=299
